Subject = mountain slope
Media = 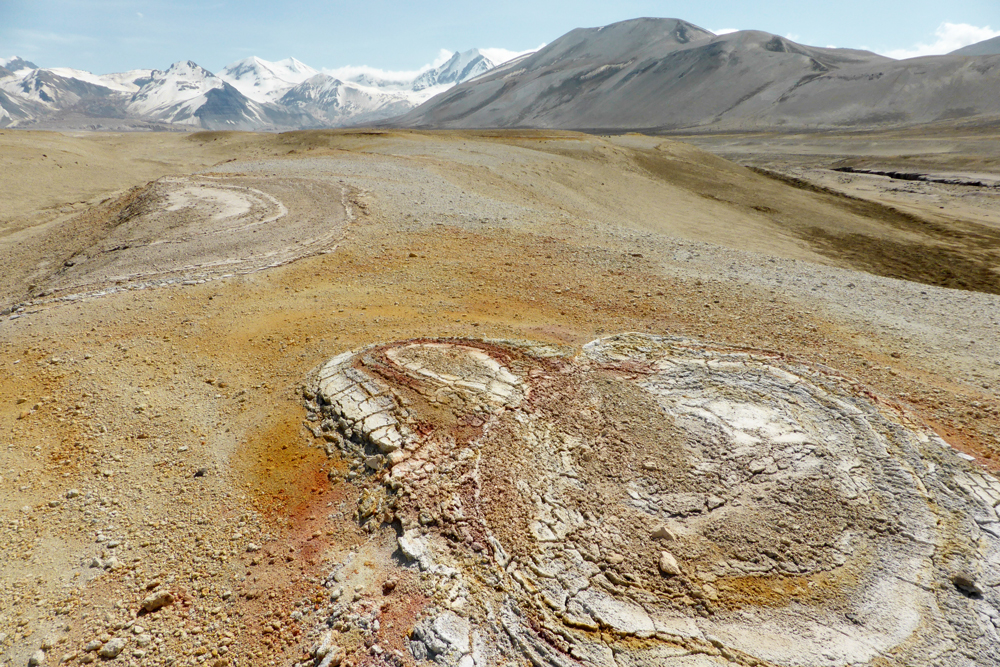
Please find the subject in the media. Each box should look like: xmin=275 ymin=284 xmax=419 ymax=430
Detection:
xmin=951 ymin=35 xmax=1000 ymax=56
xmin=0 ymin=88 xmax=44 ymax=126
xmin=394 ymin=17 xmax=1000 ymax=131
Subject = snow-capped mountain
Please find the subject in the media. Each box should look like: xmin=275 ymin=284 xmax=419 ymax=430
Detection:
xmin=279 ymin=74 xmax=413 ymax=127
xmin=127 ymin=60 xmax=227 ymax=121
xmin=411 ymin=49 xmax=494 ymax=91
xmin=0 ymin=68 xmax=125 ymax=118
xmin=127 ymin=60 xmax=308 ymax=130
xmin=218 ymin=57 xmax=318 ymax=102
xmin=0 ymin=48 xmax=517 ymax=130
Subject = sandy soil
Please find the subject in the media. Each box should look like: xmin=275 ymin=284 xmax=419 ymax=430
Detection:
xmin=0 ymin=128 xmax=998 ymax=667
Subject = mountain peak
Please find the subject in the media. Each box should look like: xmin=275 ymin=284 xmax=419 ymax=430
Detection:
xmin=0 ymin=57 xmax=39 ymax=73
xmin=411 ymin=48 xmax=495 ymax=92
xmin=218 ymin=56 xmax=319 ymax=103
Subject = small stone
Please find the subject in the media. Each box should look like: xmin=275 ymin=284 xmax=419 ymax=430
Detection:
xmin=410 ymin=640 xmax=428 ymax=661
xmin=66 ymin=489 xmax=80 ymax=499
xmin=193 ymin=467 xmax=208 ymax=478
xmin=398 ymin=531 xmax=425 ymax=560
xmin=952 ymin=573 xmax=984 ymax=596
xmin=651 ymin=525 xmax=676 ymax=540
xmin=382 ymin=578 xmax=397 ymax=595
xmin=140 ymin=590 xmax=174 ymax=613
xmin=246 ymin=543 xmax=261 ymax=552
xmin=84 ymin=640 xmax=103 ymax=652
xmin=98 ymin=638 xmax=126 ymax=659
xmin=28 ymin=649 xmax=46 ymax=666
xmin=48 ymin=499 xmax=61 ymax=508
xmin=658 ymin=551 xmax=682 ymax=576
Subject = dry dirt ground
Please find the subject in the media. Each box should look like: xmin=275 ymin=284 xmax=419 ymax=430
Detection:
xmin=1 ymin=128 xmax=999 ymax=667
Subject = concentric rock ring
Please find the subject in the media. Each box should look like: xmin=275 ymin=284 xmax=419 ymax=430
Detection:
xmin=312 ymin=334 xmax=1000 ymax=666
xmin=42 ymin=174 xmax=348 ymax=300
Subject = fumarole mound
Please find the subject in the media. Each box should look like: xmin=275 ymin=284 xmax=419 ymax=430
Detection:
xmin=304 ymin=334 xmax=1000 ymax=667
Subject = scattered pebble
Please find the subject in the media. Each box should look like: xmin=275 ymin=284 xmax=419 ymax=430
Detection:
xmin=140 ymin=590 xmax=174 ymax=613
xmin=98 ymin=638 xmax=126 ymax=659
xmin=658 ymin=551 xmax=682 ymax=576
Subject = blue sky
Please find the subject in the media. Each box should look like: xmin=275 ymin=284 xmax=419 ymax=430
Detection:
xmin=2 ymin=0 xmax=999 ymax=75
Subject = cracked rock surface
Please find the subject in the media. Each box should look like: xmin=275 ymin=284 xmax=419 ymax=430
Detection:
xmin=312 ymin=334 xmax=1000 ymax=667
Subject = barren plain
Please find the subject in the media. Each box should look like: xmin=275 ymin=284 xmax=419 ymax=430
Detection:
xmin=1 ymin=127 xmax=999 ymax=667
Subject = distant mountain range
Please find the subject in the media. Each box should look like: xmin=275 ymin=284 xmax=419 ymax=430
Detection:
xmin=395 ymin=19 xmax=1000 ymax=132
xmin=0 ymin=50 xmax=499 ymax=130
xmin=4 ymin=22 xmax=1000 ymax=133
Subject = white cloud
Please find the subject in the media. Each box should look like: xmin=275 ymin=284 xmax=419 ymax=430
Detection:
xmin=479 ymin=45 xmax=544 ymax=65
xmin=712 ymin=28 xmax=738 ymax=35
xmin=430 ymin=48 xmax=455 ymax=69
xmin=321 ymin=64 xmax=427 ymax=85
xmin=322 ymin=49 xmax=450 ymax=85
xmin=882 ymin=22 xmax=1000 ymax=59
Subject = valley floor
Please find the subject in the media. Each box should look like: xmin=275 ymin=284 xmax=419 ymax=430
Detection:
xmin=0 ymin=128 xmax=998 ymax=666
